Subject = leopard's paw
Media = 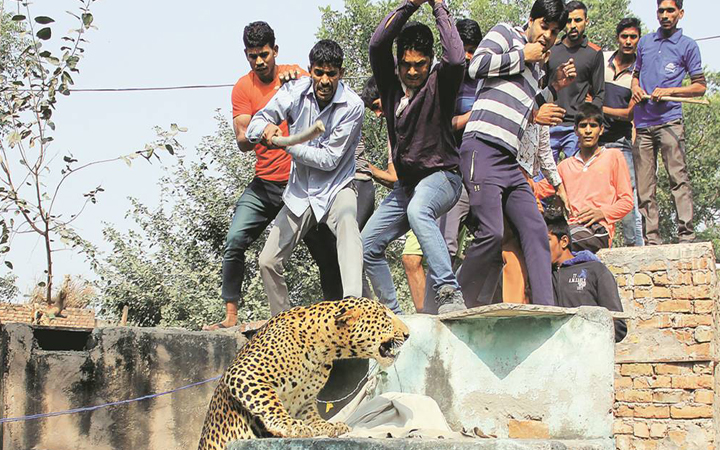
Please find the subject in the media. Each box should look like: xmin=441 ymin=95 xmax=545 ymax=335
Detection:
xmin=286 ymin=420 xmax=314 ymax=438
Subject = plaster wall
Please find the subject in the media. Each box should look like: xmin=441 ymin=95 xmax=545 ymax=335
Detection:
xmin=373 ymin=306 xmax=616 ymax=441
xmin=0 ymin=324 xmax=243 ymax=450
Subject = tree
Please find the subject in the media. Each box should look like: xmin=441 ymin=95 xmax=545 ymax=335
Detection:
xmin=96 ymin=114 xmax=339 ymax=329
xmin=0 ymin=0 xmax=181 ymax=312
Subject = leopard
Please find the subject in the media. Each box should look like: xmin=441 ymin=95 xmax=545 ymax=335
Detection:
xmin=197 ymin=296 xmax=410 ymax=450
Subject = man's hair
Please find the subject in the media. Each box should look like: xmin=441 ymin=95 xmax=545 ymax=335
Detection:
xmin=361 ymin=77 xmax=379 ymax=109
xmin=616 ymin=17 xmax=641 ymax=36
xmin=309 ymin=39 xmax=344 ymax=68
xmin=545 ymin=211 xmax=571 ymax=245
xmin=566 ymin=1 xmax=588 ymax=15
xmin=397 ymin=21 xmax=435 ymax=61
xmin=243 ymin=21 xmax=275 ymax=49
xmin=456 ymin=19 xmax=483 ymax=48
xmin=574 ymin=102 xmax=604 ymax=127
xmin=658 ymin=0 xmax=683 ymax=9
xmin=530 ymin=0 xmax=570 ymax=30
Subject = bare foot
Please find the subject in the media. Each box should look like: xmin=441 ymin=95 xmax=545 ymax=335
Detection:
xmin=202 ymin=319 xmax=237 ymax=331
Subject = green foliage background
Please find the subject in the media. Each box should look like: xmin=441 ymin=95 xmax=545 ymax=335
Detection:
xmin=91 ymin=0 xmax=719 ymax=328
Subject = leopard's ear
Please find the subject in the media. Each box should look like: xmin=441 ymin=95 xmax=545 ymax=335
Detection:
xmin=335 ymin=307 xmax=362 ymax=328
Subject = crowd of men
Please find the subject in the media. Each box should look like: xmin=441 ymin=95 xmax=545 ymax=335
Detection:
xmin=202 ymin=0 xmax=705 ymax=343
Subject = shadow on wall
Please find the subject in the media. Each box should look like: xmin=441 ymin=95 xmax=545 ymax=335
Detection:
xmin=448 ymin=316 xmax=567 ymax=379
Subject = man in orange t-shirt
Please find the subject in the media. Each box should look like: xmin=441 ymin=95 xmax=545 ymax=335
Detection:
xmin=537 ymin=103 xmax=633 ymax=252
xmin=203 ymin=21 xmax=341 ymax=330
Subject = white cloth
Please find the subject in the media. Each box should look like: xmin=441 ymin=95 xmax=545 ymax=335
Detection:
xmin=332 ymin=392 xmax=473 ymax=440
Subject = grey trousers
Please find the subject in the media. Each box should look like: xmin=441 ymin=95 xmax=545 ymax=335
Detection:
xmin=633 ymin=119 xmax=695 ymax=245
xmin=259 ymin=186 xmax=363 ymax=316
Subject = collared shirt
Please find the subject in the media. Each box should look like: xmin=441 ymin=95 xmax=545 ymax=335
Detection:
xmin=601 ymin=51 xmax=635 ymax=143
xmin=369 ymin=0 xmax=464 ymax=186
xmin=537 ymin=147 xmax=634 ymax=240
xmin=517 ymin=124 xmax=562 ymax=187
xmin=464 ymin=23 xmax=557 ymax=156
xmin=246 ymin=77 xmax=364 ymax=220
xmin=547 ymin=35 xmax=605 ymax=126
xmin=634 ymin=28 xmax=703 ymax=128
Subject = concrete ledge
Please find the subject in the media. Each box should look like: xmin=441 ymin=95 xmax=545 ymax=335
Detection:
xmin=438 ymin=303 xmax=629 ymax=320
xmin=227 ymin=438 xmax=615 ymax=450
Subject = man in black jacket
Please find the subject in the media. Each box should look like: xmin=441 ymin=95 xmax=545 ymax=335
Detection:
xmin=546 ymin=212 xmax=627 ymax=342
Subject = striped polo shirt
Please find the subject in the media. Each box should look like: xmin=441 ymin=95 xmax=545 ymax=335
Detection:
xmin=464 ymin=23 xmax=555 ymax=156
xmin=600 ymin=51 xmax=635 ymax=143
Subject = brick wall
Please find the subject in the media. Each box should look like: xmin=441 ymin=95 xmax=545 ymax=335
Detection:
xmin=0 ymin=303 xmax=95 ymax=329
xmin=598 ymin=243 xmax=719 ymax=450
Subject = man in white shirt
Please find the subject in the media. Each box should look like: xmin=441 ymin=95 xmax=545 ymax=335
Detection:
xmin=246 ymin=40 xmax=364 ymax=315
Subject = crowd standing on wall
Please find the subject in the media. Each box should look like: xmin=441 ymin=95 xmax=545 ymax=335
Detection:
xmin=202 ymin=0 xmax=705 ymax=343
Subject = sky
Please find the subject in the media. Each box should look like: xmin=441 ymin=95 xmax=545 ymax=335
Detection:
xmin=2 ymin=0 xmax=719 ymax=297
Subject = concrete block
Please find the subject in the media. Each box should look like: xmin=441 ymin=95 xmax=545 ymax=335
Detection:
xmin=372 ymin=305 xmax=615 ymax=440
xmin=1 ymin=323 xmax=244 ymax=450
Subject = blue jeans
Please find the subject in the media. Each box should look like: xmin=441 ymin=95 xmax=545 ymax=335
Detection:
xmin=362 ymin=170 xmax=462 ymax=314
xmin=550 ymin=125 xmax=579 ymax=162
xmin=605 ymin=138 xmax=644 ymax=247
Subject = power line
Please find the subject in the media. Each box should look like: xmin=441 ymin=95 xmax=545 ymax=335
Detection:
xmin=696 ymin=35 xmax=720 ymax=42
xmin=68 ymin=83 xmax=234 ymax=92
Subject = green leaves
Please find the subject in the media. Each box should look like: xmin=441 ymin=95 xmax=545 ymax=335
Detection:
xmin=11 ymin=15 xmax=26 ymax=22
xmin=82 ymin=13 xmax=93 ymax=28
xmin=36 ymin=27 xmax=52 ymax=40
xmin=34 ymin=16 xmax=55 ymax=25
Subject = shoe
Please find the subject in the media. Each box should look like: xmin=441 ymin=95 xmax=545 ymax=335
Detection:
xmin=436 ymin=285 xmax=467 ymax=315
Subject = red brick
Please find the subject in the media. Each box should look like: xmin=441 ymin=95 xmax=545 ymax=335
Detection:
xmin=634 ymin=405 xmax=669 ymax=419
xmin=670 ymin=405 xmax=713 ymax=419
xmin=657 ymin=300 xmax=692 ymax=313
xmin=654 ymin=362 xmax=693 ymax=375
xmin=694 ymin=390 xmax=714 ymax=404
xmin=652 ymin=389 xmax=689 ymax=404
xmin=508 ymin=420 xmax=549 ymax=439
xmin=671 ymin=375 xmax=714 ymax=389
xmin=621 ymin=364 xmax=654 ymax=376
xmin=672 ymin=314 xmax=713 ymax=327
xmin=693 ymin=301 xmax=714 ymax=314
xmin=649 ymin=423 xmax=667 ymax=439
xmin=616 ymin=389 xmax=653 ymax=403
xmin=637 ymin=315 xmax=672 ymax=328
xmin=634 ymin=273 xmax=653 ymax=286
xmin=615 ymin=405 xmax=634 ymax=417
xmin=633 ymin=422 xmax=650 ymax=438
xmin=614 ymin=419 xmax=633 ymax=434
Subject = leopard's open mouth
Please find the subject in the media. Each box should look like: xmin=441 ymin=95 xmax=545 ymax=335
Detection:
xmin=379 ymin=337 xmax=404 ymax=360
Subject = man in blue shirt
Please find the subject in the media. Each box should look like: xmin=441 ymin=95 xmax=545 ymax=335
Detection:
xmin=247 ymin=40 xmax=364 ymax=315
xmin=631 ymin=0 xmax=706 ymax=245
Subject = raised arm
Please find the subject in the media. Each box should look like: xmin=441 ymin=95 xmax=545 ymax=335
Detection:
xmin=433 ymin=0 xmax=465 ymax=104
xmin=369 ymin=0 xmax=420 ymax=96
xmin=468 ymin=24 xmax=527 ymax=80
xmin=286 ymin=102 xmax=364 ymax=171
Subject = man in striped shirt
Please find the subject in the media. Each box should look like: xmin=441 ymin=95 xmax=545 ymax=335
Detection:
xmin=456 ymin=0 xmax=576 ymax=306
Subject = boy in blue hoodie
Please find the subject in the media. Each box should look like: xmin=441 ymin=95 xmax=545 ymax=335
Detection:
xmin=546 ymin=212 xmax=627 ymax=342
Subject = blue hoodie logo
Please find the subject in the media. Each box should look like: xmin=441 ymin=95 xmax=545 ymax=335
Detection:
xmin=569 ymin=269 xmax=588 ymax=291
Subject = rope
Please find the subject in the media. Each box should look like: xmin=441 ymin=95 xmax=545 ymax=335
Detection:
xmin=1 ymin=361 xmax=379 ymax=424
xmin=0 ymin=375 xmax=221 ymax=424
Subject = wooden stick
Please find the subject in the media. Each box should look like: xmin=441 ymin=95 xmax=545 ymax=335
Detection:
xmin=271 ymin=120 xmax=326 ymax=147
xmin=642 ymin=95 xmax=710 ymax=105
